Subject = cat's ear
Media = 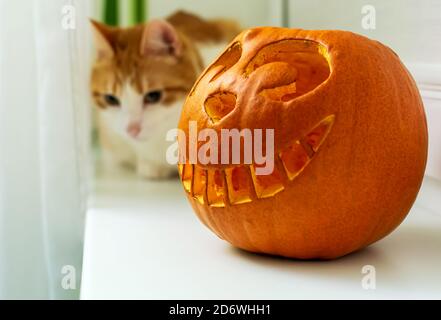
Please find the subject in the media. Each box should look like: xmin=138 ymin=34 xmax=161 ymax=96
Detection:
xmin=90 ymin=19 xmax=115 ymax=60
xmin=140 ymin=20 xmax=182 ymax=57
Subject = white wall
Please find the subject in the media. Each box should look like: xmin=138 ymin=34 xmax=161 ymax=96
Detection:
xmin=149 ymin=0 xmax=273 ymax=27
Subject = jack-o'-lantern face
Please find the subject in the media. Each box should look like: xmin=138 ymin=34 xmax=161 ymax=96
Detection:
xmin=179 ymin=31 xmax=335 ymax=205
xmin=178 ymin=28 xmax=427 ymax=259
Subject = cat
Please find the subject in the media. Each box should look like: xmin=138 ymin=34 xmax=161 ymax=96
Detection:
xmin=90 ymin=11 xmax=240 ymax=179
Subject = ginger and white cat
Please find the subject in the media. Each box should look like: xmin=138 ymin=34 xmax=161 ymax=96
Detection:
xmin=90 ymin=11 xmax=240 ymax=179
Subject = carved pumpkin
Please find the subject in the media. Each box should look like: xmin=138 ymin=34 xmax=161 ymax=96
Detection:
xmin=178 ymin=28 xmax=428 ymax=259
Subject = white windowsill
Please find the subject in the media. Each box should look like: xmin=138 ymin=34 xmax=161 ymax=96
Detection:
xmin=81 ymin=166 xmax=441 ymax=300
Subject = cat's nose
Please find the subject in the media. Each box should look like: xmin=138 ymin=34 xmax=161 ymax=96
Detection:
xmin=127 ymin=122 xmax=142 ymax=138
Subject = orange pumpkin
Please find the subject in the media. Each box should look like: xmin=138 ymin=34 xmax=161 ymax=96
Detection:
xmin=178 ymin=28 xmax=428 ymax=259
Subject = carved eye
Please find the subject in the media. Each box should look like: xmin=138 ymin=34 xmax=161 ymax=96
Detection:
xmin=201 ymin=43 xmax=243 ymax=123
xmin=104 ymin=94 xmax=120 ymax=107
xmin=245 ymin=39 xmax=330 ymax=102
xmin=204 ymin=92 xmax=237 ymax=123
xmin=208 ymin=42 xmax=242 ymax=82
xmin=190 ymin=42 xmax=242 ymax=97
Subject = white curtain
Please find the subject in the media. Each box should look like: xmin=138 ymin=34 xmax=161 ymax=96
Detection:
xmin=0 ymin=0 xmax=91 ymax=299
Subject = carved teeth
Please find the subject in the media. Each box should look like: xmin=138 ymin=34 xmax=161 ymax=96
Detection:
xmin=303 ymin=115 xmax=335 ymax=152
xmin=250 ymin=165 xmax=284 ymax=199
xmin=207 ymin=170 xmax=226 ymax=207
xmin=180 ymin=115 xmax=335 ymax=207
xmin=225 ymin=166 xmax=253 ymax=205
xmin=193 ymin=166 xmax=207 ymax=205
xmin=279 ymin=141 xmax=311 ymax=181
xmin=181 ymin=164 xmax=193 ymax=193
xmin=178 ymin=164 xmax=184 ymax=177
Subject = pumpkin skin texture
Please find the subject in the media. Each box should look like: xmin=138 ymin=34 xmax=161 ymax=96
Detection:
xmin=178 ymin=28 xmax=428 ymax=259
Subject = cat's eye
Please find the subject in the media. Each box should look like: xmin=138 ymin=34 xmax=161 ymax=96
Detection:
xmin=104 ymin=94 xmax=120 ymax=107
xmin=144 ymin=90 xmax=163 ymax=105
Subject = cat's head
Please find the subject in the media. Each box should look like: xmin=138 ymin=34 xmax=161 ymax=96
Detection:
xmin=90 ymin=19 xmax=203 ymax=140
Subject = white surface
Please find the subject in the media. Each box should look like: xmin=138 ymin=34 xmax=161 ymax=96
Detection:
xmin=81 ymin=166 xmax=441 ymax=300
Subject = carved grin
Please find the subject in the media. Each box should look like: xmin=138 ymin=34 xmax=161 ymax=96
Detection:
xmin=179 ymin=114 xmax=335 ymax=207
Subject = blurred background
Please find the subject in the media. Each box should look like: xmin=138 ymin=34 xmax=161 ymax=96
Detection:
xmin=0 ymin=0 xmax=440 ymax=300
